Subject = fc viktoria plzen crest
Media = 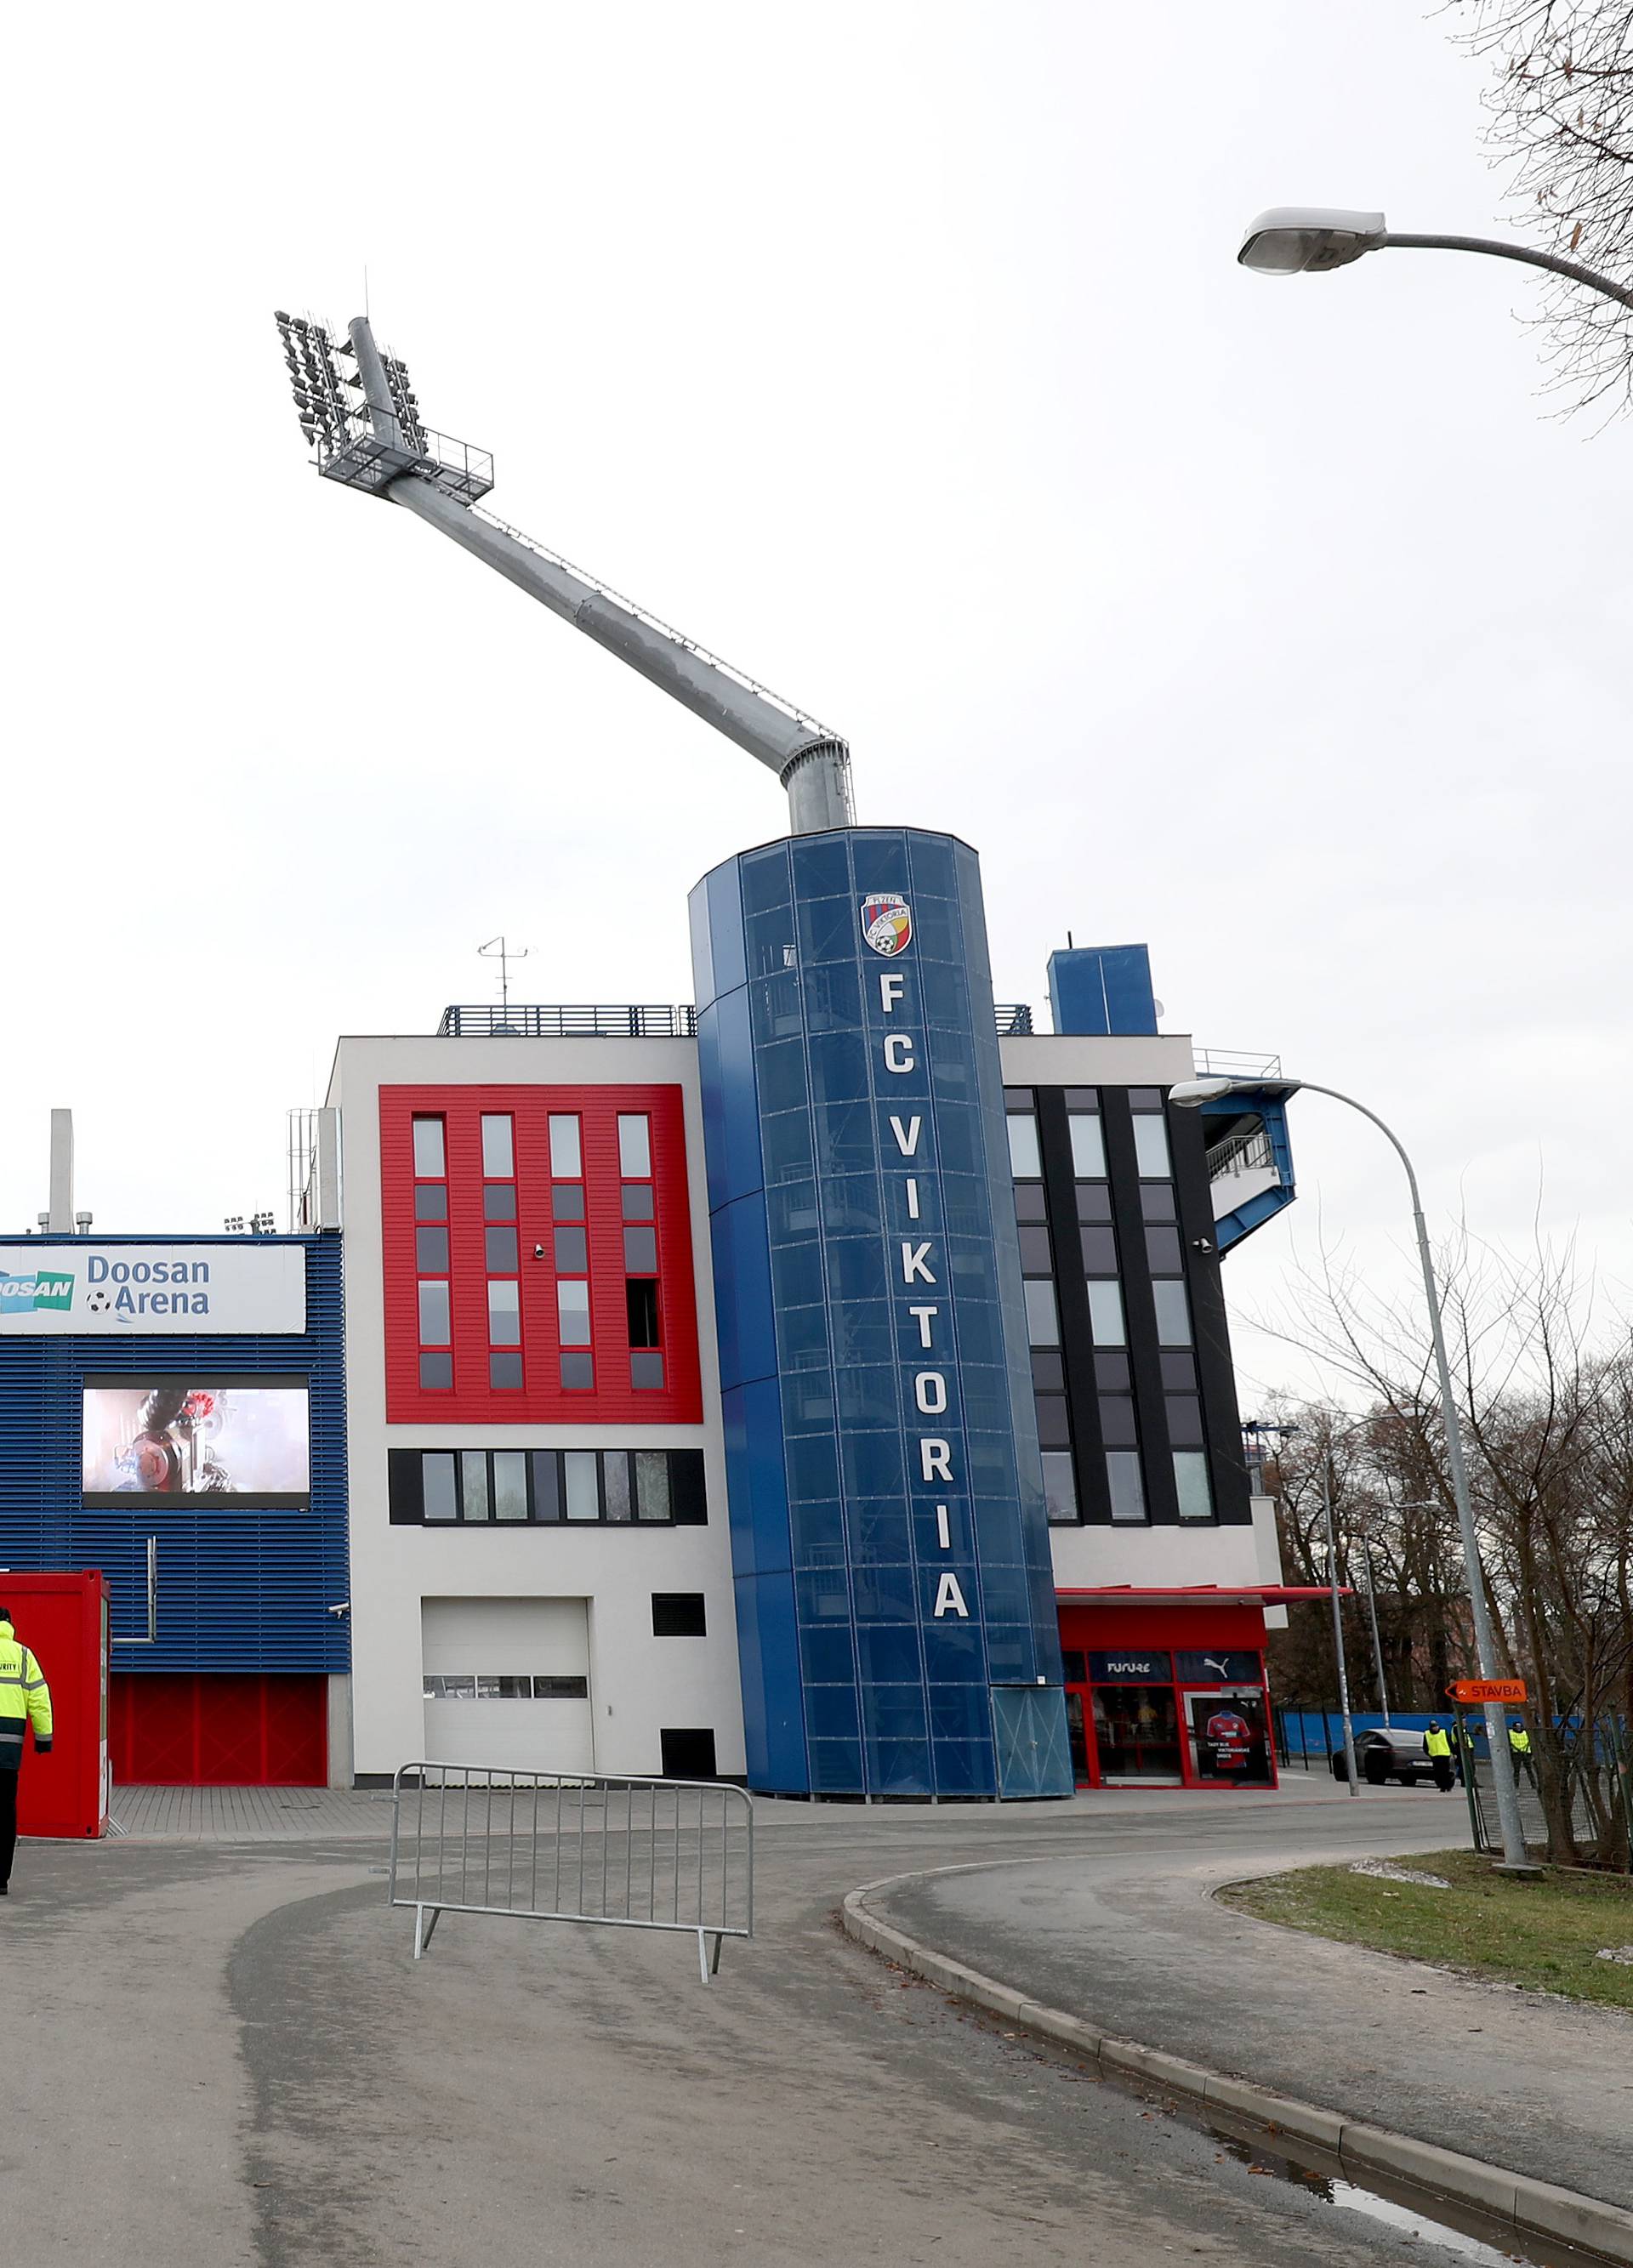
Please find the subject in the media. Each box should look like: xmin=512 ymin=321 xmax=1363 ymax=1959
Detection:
xmin=860 ymin=892 xmax=913 ymax=958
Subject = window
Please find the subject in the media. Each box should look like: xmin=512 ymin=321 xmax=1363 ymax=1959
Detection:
xmin=631 ymin=1351 xmax=665 ymax=1390
xmin=560 ymin=1352 xmax=594 ymax=1390
xmin=416 ymin=1225 xmax=449 ymax=1273
xmin=1012 ymin=1182 xmax=1047 ymax=1224
xmin=626 ymin=1279 xmax=661 ymax=1347
xmin=623 ymin=1225 xmax=657 ymax=1274
xmin=1141 ymin=1183 xmax=1176 ymax=1223
xmin=1145 ymin=1225 xmax=1183 ymax=1276
xmin=1023 ymin=1277 xmax=1060 ymax=1347
xmin=557 ymin=1280 xmax=591 ymax=1346
xmin=390 ymin=1448 xmax=708 ymax=1525
xmin=1031 ymin=1347 xmax=1064 ymax=1391
xmin=618 ymin=1114 xmax=652 ymax=1177
xmin=1079 ymin=1225 xmax=1118 ymax=1273
xmin=531 ymin=1452 xmax=561 ymax=1521
xmin=1159 ymin=1350 xmax=1197 ymax=1390
xmin=489 ymin=1352 xmax=522 ymax=1390
xmin=621 ymin=1184 xmax=654 ymax=1220
xmin=1086 ymin=1279 xmax=1125 ymax=1346
xmin=1042 ymin=1450 xmax=1078 ymax=1523
xmin=552 ymin=1184 xmax=585 ymax=1221
xmin=485 ymin=1225 xmax=519 ymax=1273
xmin=418 ymin=1281 xmax=451 ymax=1345
xmin=1034 ymin=1395 xmax=1071 ymax=1449
xmin=481 ymin=1114 xmax=515 ymax=1177
xmin=1106 ymin=1450 xmax=1147 ymax=1523
xmin=1094 ymin=1349 xmax=1130 ymax=1390
xmin=564 ymin=1451 xmax=600 ymax=1519
xmin=1152 ymin=1281 xmax=1192 ymax=1347
xmin=422 ymin=1674 xmax=589 ymax=1702
xmin=424 ymin=1452 xmax=458 ymax=1521
xmin=1174 ymin=1451 xmax=1214 ymax=1521
xmin=1166 ymin=1395 xmax=1204 ymax=1446
xmin=487 ymin=1280 xmax=521 ymax=1346
xmin=1132 ymin=1114 xmax=1172 ymax=1178
xmin=494 ymin=1451 xmax=526 ymax=1524
xmin=1006 ymin=1114 xmax=1042 ymax=1179
xmin=1098 ymin=1396 xmax=1139 ymax=1447
xmin=1068 ymin=1115 xmax=1106 ymax=1177
xmin=483 ymin=1184 xmax=517 ymax=1222
xmin=635 ymin=1451 xmax=670 ymax=1521
xmin=651 ymin=1593 xmax=707 ymax=1637
xmin=1016 ymin=1224 xmax=1053 ymax=1274
xmin=549 ymin=1115 xmax=582 ymax=1177
xmin=412 ymin=1117 xmax=446 ymax=1177
xmin=419 ymin=1352 xmax=452 ymax=1390
xmin=554 ymin=1225 xmax=588 ymax=1272
xmin=414 ymin=1184 xmax=448 ymax=1223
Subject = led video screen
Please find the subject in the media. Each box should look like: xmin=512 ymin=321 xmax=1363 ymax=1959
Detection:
xmin=82 ymin=1379 xmax=310 ymax=1506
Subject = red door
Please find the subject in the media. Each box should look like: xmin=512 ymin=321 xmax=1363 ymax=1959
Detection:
xmin=110 ymin=1674 xmax=327 ymax=1786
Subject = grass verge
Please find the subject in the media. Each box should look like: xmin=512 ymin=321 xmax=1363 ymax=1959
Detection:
xmin=1217 ymin=1848 xmax=1633 ymax=2012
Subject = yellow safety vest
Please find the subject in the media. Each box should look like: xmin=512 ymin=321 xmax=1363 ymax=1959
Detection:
xmin=0 ymin=1619 xmax=54 ymax=1767
xmin=1424 ymin=1728 xmax=1452 ymax=1758
xmin=1509 ymin=1727 xmax=1531 ymax=1754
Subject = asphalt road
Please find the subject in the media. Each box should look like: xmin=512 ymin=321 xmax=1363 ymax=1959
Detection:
xmin=0 ymin=1784 xmax=1562 ymax=2267
xmin=873 ymin=1792 xmax=1633 ymax=2212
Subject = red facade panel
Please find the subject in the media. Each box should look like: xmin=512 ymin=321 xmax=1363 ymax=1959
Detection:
xmin=380 ymin=1083 xmax=703 ymax=1424
xmin=110 ymin=1674 xmax=327 ymax=1786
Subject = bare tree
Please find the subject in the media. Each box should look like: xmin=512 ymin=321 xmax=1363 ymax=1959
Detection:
xmin=1256 ymin=1225 xmax=1633 ymax=1866
xmin=1448 ymin=2 xmax=1633 ymax=413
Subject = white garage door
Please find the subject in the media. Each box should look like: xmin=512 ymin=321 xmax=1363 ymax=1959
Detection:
xmin=421 ymin=1596 xmax=595 ymax=1776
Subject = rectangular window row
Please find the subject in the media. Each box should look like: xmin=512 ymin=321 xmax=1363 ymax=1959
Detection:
xmin=423 ymin=1674 xmax=590 ymax=1700
xmin=411 ymin=1108 xmax=663 ymax=1395
xmin=389 ymin=1446 xmax=708 ymax=1526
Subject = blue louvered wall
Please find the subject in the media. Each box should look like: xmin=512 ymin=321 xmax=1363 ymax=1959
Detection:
xmin=0 ymin=1235 xmax=348 ymax=1672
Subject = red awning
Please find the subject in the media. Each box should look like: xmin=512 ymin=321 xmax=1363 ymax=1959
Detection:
xmin=1055 ymin=1583 xmax=1350 ymax=1606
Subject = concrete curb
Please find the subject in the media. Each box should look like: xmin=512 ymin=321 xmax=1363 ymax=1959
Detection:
xmin=842 ymin=1870 xmax=1633 ymax=2266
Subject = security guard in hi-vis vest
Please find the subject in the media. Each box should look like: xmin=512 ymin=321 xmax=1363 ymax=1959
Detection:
xmin=1422 ymin=1718 xmax=1456 ymax=1793
xmin=0 ymin=1607 xmax=54 ymax=1896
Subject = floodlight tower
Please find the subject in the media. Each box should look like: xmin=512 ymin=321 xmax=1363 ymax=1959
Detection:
xmin=273 ymin=310 xmax=853 ymax=833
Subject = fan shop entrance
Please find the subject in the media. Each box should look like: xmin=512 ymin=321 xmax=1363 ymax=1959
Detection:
xmin=1056 ymin=1597 xmax=1277 ymax=1791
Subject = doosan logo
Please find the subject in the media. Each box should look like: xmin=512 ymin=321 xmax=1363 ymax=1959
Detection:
xmin=0 ymin=1269 xmax=75 ymax=1318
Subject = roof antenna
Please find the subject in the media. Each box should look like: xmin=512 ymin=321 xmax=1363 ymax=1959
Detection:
xmin=478 ymin=935 xmax=530 ymax=1024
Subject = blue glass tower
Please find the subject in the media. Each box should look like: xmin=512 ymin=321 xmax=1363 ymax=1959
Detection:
xmin=690 ymin=827 xmax=1070 ymax=1799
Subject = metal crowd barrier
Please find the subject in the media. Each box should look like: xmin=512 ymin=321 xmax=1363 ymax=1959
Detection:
xmin=387 ymin=1763 xmax=754 ymax=1981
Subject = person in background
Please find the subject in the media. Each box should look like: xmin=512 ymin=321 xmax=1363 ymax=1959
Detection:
xmin=1509 ymin=1718 xmax=1536 ymax=1789
xmin=0 ymin=1605 xmax=54 ymax=1896
xmin=1422 ymin=1717 xmax=1456 ymax=1793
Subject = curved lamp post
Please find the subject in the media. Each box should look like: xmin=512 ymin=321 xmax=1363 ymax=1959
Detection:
xmin=1238 ymin=206 xmax=1633 ymax=312
xmin=1169 ymin=1073 xmax=1534 ymax=1873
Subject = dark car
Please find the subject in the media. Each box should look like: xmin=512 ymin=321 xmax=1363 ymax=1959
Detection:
xmin=1329 ymin=1729 xmax=1441 ymax=1787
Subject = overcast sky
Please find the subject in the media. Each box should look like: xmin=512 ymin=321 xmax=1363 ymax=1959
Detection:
xmin=5 ymin=3 xmax=1628 ymax=1406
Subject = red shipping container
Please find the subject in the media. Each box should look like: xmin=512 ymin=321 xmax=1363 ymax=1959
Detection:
xmin=3 ymin=1571 xmax=110 ymax=1839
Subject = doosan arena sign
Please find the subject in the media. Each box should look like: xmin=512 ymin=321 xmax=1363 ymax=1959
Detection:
xmin=0 ymin=1243 xmax=306 ymax=1334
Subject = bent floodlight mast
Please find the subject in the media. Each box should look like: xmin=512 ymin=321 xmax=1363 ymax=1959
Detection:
xmin=273 ymin=310 xmax=854 ymax=835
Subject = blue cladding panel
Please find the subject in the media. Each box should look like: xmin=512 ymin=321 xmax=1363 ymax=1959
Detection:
xmin=1047 ymin=944 xmax=1158 ymax=1037
xmin=691 ymin=830 xmax=1069 ymax=1799
xmin=0 ymin=1236 xmax=348 ymax=1672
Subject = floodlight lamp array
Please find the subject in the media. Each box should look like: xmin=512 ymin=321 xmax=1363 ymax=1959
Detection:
xmin=380 ymin=350 xmax=429 ymax=458
xmin=275 ymin=310 xmax=356 ymax=455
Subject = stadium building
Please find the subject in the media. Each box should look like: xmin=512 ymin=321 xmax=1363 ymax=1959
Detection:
xmin=326 ymin=828 xmax=1306 ymax=1799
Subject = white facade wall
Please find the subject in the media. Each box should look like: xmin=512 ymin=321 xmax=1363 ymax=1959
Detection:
xmin=327 ymin=1033 xmax=743 ymax=1782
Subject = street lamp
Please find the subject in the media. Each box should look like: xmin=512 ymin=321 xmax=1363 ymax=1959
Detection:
xmin=1238 ymin=206 xmax=1633 ymax=312
xmin=1169 ymin=1073 xmax=1535 ymax=1873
